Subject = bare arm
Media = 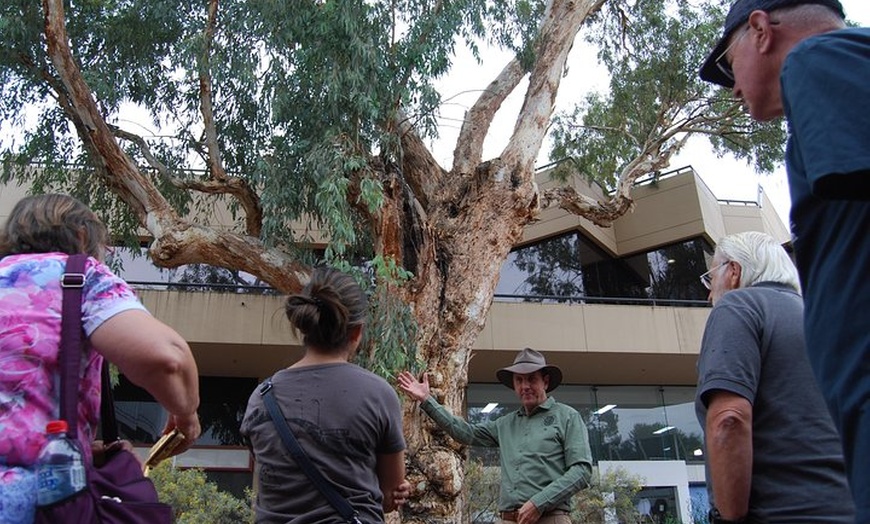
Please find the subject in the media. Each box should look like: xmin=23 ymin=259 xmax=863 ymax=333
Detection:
xmin=705 ymin=390 xmax=753 ymax=521
xmin=89 ymin=309 xmax=201 ymax=451
xmin=377 ymin=450 xmax=406 ymax=513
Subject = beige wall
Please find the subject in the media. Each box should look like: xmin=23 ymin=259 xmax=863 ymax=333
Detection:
xmin=2 ymin=167 xmax=788 ymax=389
xmin=0 ymin=182 xmax=31 ymax=225
xmin=138 ymin=290 xmax=301 ymax=379
xmin=614 ymin=171 xmax=710 ymax=255
xmin=141 ymin=290 xmax=709 ymax=387
xmin=530 ymin=167 xmax=787 ymax=258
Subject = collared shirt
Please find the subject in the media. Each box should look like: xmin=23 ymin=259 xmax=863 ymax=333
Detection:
xmin=421 ymin=395 xmax=592 ymax=512
xmin=695 ymin=282 xmax=853 ymax=522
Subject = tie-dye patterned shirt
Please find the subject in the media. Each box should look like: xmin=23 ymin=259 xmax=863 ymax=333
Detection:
xmin=0 ymin=253 xmax=146 ymax=468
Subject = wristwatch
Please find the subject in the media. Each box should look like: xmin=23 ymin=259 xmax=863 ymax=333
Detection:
xmin=709 ymin=508 xmax=747 ymax=524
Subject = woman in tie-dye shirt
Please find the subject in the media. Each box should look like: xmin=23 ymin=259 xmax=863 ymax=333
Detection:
xmin=0 ymin=194 xmax=201 ymax=523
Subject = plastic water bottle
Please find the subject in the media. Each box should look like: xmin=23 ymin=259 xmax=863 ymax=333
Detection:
xmin=35 ymin=420 xmax=87 ymax=506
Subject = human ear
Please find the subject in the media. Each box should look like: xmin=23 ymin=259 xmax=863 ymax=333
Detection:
xmin=729 ymin=262 xmax=743 ymax=289
xmin=348 ymin=324 xmax=364 ymax=347
xmin=747 ymin=10 xmax=775 ymax=54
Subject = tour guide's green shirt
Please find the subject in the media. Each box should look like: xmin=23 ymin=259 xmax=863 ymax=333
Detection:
xmin=420 ymin=395 xmax=592 ymax=513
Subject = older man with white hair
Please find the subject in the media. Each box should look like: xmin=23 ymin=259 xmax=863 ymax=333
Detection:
xmin=696 ymin=231 xmax=853 ymax=523
xmin=699 ymin=1 xmax=870 ymax=518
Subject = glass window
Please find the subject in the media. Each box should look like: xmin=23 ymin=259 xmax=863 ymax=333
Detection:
xmin=592 ymin=386 xmax=672 ymax=461
xmin=467 ymin=384 xmax=700 ymax=465
xmin=623 ymin=238 xmax=713 ymax=302
xmin=114 ymin=375 xmax=257 ymax=446
xmin=661 ymin=388 xmax=705 ymax=463
xmin=496 ymin=233 xmax=713 ymax=305
xmin=205 ymin=470 xmax=253 ymax=501
xmin=635 ymin=486 xmax=680 ymax=524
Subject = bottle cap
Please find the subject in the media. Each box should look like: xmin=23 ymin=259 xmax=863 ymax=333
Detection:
xmin=46 ymin=420 xmax=69 ymax=434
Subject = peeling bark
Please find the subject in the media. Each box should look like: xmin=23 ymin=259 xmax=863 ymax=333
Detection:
xmin=43 ymin=0 xmax=279 ymax=282
xmin=40 ymin=1 xmax=617 ymax=522
xmin=147 ymin=223 xmax=309 ymax=293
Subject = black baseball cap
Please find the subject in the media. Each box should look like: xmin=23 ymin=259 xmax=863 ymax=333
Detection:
xmin=699 ymin=0 xmax=845 ymax=88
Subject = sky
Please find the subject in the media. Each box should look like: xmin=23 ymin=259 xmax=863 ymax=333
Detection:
xmin=427 ymin=0 xmax=870 ymax=225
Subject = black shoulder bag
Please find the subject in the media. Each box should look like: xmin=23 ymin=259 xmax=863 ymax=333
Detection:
xmin=259 ymin=379 xmax=364 ymax=524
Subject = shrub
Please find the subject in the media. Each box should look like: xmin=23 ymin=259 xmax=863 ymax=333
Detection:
xmin=572 ymin=467 xmax=645 ymax=524
xmin=464 ymin=458 xmax=501 ymax=523
xmin=149 ymin=461 xmax=253 ymax=524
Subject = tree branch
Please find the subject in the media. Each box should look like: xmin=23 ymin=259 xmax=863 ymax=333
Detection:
xmin=452 ymin=58 xmax=525 ymax=174
xmin=542 ymin=104 xmax=689 ymax=228
xmin=199 ymin=0 xmax=225 ymax=182
xmin=114 ymin=127 xmax=263 ymax=237
xmin=147 ymin=221 xmax=309 ymax=294
xmin=397 ymin=112 xmax=445 ymax=211
xmin=43 ymin=0 xmax=170 ymax=219
xmin=42 ymin=0 xmax=268 ymax=270
xmin=502 ymin=0 xmax=606 ymax=171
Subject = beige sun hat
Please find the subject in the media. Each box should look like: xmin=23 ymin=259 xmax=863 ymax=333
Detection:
xmin=496 ymin=348 xmax=563 ymax=392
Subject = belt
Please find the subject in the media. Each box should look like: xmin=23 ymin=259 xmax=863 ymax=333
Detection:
xmin=499 ymin=509 xmax=568 ymax=522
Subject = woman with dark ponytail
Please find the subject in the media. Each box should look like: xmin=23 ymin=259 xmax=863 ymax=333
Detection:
xmin=241 ymin=267 xmax=408 ymax=523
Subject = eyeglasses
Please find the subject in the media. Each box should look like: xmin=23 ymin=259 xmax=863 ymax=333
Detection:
xmin=714 ymin=25 xmax=751 ymax=84
xmin=700 ymin=262 xmax=728 ymax=290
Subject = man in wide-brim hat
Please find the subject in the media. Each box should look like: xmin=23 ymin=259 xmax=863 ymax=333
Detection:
xmin=398 ymin=348 xmax=591 ymax=524
xmin=497 ymin=347 xmax=563 ymax=391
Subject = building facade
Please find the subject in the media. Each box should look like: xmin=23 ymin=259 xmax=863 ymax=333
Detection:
xmin=0 ymin=166 xmax=790 ymax=522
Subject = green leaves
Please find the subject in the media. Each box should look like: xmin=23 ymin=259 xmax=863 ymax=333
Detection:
xmin=148 ymin=462 xmax=253 ymax=524
xmin=328 ymin=255 xmax=417 ymax=380
xmin=1 ymin=0 xmax=561 ymax=264
xmin=550 ymin=0 xmax=786 ymax=189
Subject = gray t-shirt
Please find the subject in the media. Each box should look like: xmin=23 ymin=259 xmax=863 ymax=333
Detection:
xmin=241 ymin=363 xmax=405 ymax=523
xmin=695 ymin=283 xmax=854 ymax=523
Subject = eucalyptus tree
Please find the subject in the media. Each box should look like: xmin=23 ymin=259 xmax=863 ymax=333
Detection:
xmin=0 ymin=0 xmax=781 ymax=521
xmin=546 ymin=0 xmax=786 ymax=225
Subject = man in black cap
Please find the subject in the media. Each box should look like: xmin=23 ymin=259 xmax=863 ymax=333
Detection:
xmin=398 ymin=348 xmax=591 ymax=524
xmin=700 ymin=2 xmax=869 ymax=521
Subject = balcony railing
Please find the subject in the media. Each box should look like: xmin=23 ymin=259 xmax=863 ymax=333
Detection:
xmin=127 ymin=281 xmax=710 ymax=308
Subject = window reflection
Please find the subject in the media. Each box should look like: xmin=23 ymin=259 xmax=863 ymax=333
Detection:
xmin=114 ymin=375 xmax=256 ymax=446
xmin=496 ymin=233 xmax=713 ymax=305
xmin=467 ymin=384 xmax=704 ymax=466
xmin=104 ymin=245 xmax=290 ymax=292
xmin=662 ymin=388 xmax=706 ymax=461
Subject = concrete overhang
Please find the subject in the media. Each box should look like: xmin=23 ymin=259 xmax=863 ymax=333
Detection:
xmin=140 ymin=290 xmax=709 ymax=387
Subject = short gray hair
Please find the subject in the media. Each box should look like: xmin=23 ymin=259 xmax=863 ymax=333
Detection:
xmin=773 ymin=4 xmax=846 ymax=32
xmin=716 ymin=231 xmax=800 ymax=292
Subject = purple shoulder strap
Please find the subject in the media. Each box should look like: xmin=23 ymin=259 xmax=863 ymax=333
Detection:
xmin=59 ymin=254 xmax=119 ymax=442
